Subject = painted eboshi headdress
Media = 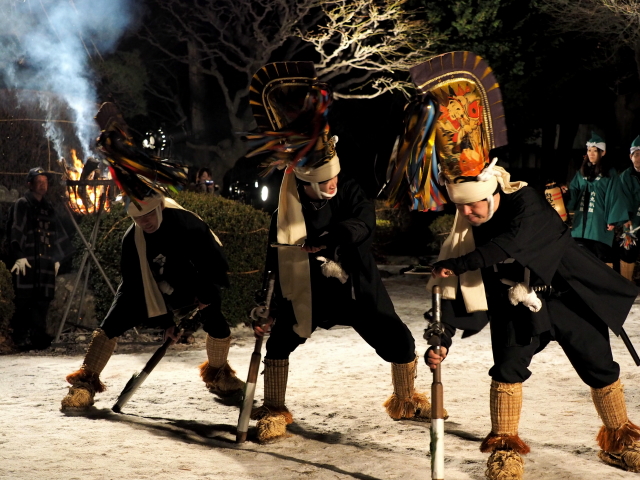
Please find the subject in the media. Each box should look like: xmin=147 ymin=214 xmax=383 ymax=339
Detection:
xmin=245 ymin=62 xmax=340 ymax=338
xmin=397 ymin=52 xmax=528 ymax=313
xmin=387 ymin=51 xmax=523 ymax=212
xmin=95 ymin=102 xmax=188 ymax=212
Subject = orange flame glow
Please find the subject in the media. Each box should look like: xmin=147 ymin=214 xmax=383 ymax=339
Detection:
xmin=63 ymin=149 xmax=114 ymax=214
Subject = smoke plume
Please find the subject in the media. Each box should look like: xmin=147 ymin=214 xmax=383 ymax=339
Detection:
xmin=0 ymin=0 xmax=138 ymax=161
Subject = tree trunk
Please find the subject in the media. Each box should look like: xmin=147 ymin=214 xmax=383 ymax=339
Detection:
xmin=188 ymin=40 xmax=209 ymax=166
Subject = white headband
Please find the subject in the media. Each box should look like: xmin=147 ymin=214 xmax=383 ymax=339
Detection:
xmin=586 ymin=141 xmax=606 ymax=152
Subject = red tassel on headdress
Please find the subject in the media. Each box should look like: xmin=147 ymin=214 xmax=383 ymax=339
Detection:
xmin=94 ymin=103 xmax=188 ymax=208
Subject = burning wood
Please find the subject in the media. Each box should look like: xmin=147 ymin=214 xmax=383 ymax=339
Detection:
xmin=62 ymin=149 xmax=116 ymax=215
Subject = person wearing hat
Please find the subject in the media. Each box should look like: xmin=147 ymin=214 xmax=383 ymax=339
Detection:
xmin=246 ymin=62 xmax=432 ymax=443
xmin=9 ymin=167 xmax=71 ymax=350
xmin=61 ymin=103 xmax=244 ymax=411
xmin=617 ymin=135 xmax=640 ymax=282
xmin=565 ymin=133 xmax=629 ymax=267
xmin=392 ymin=52 xmax=640 ymax=478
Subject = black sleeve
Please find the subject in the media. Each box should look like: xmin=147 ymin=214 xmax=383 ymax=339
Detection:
xmin=10 ymin=199 xmax=27 ymax=259
xmin=309 ymin=181 xmax=374 ymax=248
xmin=183 ymin=213 xmax=230 ymax=305
xmin=52 ymin=210 xmax=73 ymax=263
xmin=118 ymin=226 xmax=142 ymax=300
xmin=264 ymin=212 xmax=278 ymax=276
xmin=435 ymin=241 xmax=510 ymax=275
xmin=423 ymin=321 xmax=456 ymax=366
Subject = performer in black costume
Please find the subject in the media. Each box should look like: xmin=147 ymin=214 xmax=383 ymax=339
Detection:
xmin=61 ymin=104 xmax=243 ymax=410
xmin=389 ymin=52 xmax=640 ymax=478
xmin=246 ymin=62 xmax=433 ymax=443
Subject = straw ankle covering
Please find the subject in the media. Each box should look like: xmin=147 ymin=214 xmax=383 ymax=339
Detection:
xmin=61 ymin=329 xmax=117 ymax=411
xmin=485 ymin=449 xmax=524 ymax=480
xmin=481 ymin=381 xmax=530 ymax=455
xmin=198 ymin=335 xmax=244 ymax=396
xmin=263 ymin=358 xmax=289 ymax=408
xmin=592 ymin=379 xmax=640 ymax=456
xmin=383 ymin=356 xmax=439 ymax=420
xmin=250 ymin=359 xmax=293 ymax=443
xmin=82 ymin=329 xmax=118 ymax=375
xmin=620 ymin=261 xmax=635 ymax=282
xmin=205 ymin=334 xmax=231 ymax=368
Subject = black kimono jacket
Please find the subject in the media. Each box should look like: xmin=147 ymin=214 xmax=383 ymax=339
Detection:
xmin=104 ymin=208 xmax=229 ymax=328
xmin=266 ymin=177 xmax=398 ymax=329
xmin=10 ymin=192 xmax=71 ymax=299
xmin=438 ymin=187 xmax=638 ymax=343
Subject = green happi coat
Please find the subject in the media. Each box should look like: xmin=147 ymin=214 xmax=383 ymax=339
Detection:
xmin=619 ymin=166 xmax=640 ymax=229
xmin=567 ymin=168 xmax=628 ymax=246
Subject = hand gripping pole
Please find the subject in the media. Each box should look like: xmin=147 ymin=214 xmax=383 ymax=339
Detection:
xmin=236 ymin=272 xmax=276 ymax=443
xmin=425 ymin=285 xmax=445 ymax=480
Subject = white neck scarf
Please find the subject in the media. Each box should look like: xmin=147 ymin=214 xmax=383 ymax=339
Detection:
xmin=129 ymin=196 xmax=222 ymax=318
xmin=276 ymin=155 xmax=340 ymax=338
xmin=427 ymin=161 xmax=526 ymax=312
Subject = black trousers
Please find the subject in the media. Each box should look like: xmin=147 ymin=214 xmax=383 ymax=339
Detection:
xmin=489 ymin=289 xmax=620 ymax=389
xmin=10 ymin=298 xmax=52 ymax=349
xmin=574 ymin=237 xmax=614 ymax=264
xmin=100 ymin=287 xmax=230 ymax=340
xmin=265 ymin=295 xmax=416 ymax=364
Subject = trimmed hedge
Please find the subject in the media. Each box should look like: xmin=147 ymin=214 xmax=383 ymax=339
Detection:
xmin=0 ymin=260 xmax=15 ymax=349
xmin=75 ymin=192 xmax=270 ymax=326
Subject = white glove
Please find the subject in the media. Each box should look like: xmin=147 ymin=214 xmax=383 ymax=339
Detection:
xmin=54 ymin=262 xmax=60 ymax=276
xmin=11 ymin=258 xmax=31 ymax=276
xmin=500 ymin=279 xmax=542 ymax=313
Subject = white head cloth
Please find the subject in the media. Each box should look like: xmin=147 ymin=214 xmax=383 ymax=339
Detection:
xmin=631 ymin=146 xmax=640 ymax=154
xmin=586 ymin=140 xmax=606 ymax=152
xmin=128 ymin=194 xmax=222 ymax=318
xmin=276 ymin=154 xmax=340 ymax=338
xmin=427 ymin=158 xmax=527 ymax=312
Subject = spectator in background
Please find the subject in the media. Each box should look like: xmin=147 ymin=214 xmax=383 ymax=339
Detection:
xmin=566 ymin=133 xmax=628 ymax=267
xmin=194 ymin=167 xmax=218 ymax=195
xmin=617 ymin=135 xmax=640 ymax=282
xmin=9 ymin=167 xmax=71 ymax=350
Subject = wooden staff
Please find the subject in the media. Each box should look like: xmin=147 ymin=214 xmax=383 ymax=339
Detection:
xmin=425 ymin=285 xmax=445 ymax=480
xmin=236 ymin=272 xmax=276 ymax=443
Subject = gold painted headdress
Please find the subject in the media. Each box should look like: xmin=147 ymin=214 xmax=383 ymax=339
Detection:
xmin=416 ymin=52 xmax=526 ymax=314
xmin=386 ymin=51 xmax=509 ymax=210
xmin=411 ymin=51 xmax=507 ymax=183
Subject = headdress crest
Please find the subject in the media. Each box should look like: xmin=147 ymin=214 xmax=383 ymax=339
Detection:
xmin=244 ymin=62 xmax=335 ymax=176
xmin=386 ymin=51 xmax=507 ymax=210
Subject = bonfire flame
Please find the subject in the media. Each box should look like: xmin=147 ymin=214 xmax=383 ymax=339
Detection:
xmin=63 ymin=149 xmax=114 ymax=214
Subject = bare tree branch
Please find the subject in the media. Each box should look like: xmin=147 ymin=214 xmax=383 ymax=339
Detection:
xmin=542 ymin=0 xmax=640 ymax=78
xmin=139 ymin=0 xmax=438 ymax=172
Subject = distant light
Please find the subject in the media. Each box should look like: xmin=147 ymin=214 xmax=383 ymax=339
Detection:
xmin=254 ymin=181 xmax=259 ymax=188
xmin=261 ymin=186 xmax=268 ymax=202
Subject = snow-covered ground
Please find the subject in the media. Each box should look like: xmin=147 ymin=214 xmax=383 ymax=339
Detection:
xmin=1 ymin=274 xmax=640 ymax=479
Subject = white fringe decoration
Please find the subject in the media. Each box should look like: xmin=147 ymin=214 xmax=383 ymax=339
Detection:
xmin=476 ymin=157 xmax=500 ymax=182
xmin=316 ymin=256 xmax=349 ymax=284
xmin=500 ymin=268 xmax=541 ymax=313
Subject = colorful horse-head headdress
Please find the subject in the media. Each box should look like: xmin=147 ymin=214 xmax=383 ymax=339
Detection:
xmin=387 ymin=51 xmax=518 ymax=211
xmin=95 ymin=102 xmax=188 ymax=212
xmin=245 ymin=62 xmax=340 ymax=339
